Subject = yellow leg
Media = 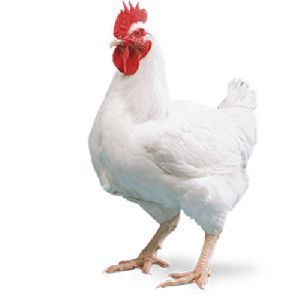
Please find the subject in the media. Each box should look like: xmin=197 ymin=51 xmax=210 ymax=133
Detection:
xmin=105 ymin=213 xmax=180 ymax=274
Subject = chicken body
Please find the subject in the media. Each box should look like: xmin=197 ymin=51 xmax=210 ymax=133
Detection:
xmin=89 ymin=41 xmax=256 ymax=234
xmin=89 ymin=28 xmax=256 ymax=288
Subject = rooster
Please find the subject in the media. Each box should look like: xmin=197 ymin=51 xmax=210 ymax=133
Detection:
xmin=89 ymin=2 xmax=256 ymax=289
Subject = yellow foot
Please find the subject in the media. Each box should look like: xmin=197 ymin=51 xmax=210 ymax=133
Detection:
xmin=157 ymin=269 xmax=211 ymax=289
xmin=105 ymin=255 xmax=170 ymax=275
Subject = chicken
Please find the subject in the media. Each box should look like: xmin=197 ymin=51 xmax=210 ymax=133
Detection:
xmin=89 ymin=2 xmax=256 ymax=289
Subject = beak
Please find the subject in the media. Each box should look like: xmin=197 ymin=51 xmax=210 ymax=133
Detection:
xmin=110 ymin=39 xmax=123 ymax=48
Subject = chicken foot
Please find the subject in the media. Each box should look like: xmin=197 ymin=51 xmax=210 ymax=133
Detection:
xmin=158 ymin=233 xmax=218 ymax=289
xmin=105 ymin=213 xmax=180 ymax=274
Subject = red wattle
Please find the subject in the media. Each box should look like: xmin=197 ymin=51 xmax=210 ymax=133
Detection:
xmin=113 ymin=45 xmax=140 ymax=75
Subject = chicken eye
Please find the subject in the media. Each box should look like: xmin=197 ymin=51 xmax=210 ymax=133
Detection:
xmin=135 ymin=30 xmax=142 ymax=37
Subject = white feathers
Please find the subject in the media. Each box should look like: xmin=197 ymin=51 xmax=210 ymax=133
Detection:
xmin=89 ymin=26 xmax=256 ymax=234
xmin=218 ymin=78 xmax=256 ymax=110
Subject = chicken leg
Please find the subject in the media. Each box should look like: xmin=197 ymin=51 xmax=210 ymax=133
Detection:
xmin=105 ymin=213 xmax=180 ymax=274
xmin=158 ymin=233 xmax=218 ymax=289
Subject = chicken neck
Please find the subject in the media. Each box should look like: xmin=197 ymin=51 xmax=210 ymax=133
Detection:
xmin=107 ymin=41 xmax=170 ymax=123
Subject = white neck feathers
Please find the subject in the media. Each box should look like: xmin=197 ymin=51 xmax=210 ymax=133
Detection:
xmin=107 ymin=41 xmax=170 ymax=123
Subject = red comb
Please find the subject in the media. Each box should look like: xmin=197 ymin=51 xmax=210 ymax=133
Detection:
xmin=114 ymin=2 xmax=147 ymax=38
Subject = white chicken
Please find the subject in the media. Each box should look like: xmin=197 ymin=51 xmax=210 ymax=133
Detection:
xmin=89 ymin=2 xmax=256 ymax=289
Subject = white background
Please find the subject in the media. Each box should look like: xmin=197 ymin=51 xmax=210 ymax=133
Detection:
xmin=1 ymin=0 xmax=300 ymax=299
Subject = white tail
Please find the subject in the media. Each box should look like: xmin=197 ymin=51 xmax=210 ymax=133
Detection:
xmin=218 ymin=78 xmax=256 ymax=110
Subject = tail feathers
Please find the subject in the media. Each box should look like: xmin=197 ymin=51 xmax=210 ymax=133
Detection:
xmin=218 ymin=78 xmax=256 ymax=110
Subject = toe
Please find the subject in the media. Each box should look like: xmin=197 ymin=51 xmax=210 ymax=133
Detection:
xmin=195 ymin=276 xmax=208 ymax=289
xmin=194 ymin=270 xmax=210 ymax=289
xmin=155 ymin=258 xmax=170 ymax=268
xmin=118 ymin=259 xmax=132 ymax=264
xmin=104 ymin=261 xmax=138 ymax=273
xmin=141 ymin=261 xmax=152 ymax=274
xmin=104 ymin=256 xmax=169 ymax=275
xmin=104 ymin=265 xmax=118 ymax=273
xmin=169 ymin=271 xmax=193 ymax=279
xmin=157 ymin=274 xmax=195 ymax=288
